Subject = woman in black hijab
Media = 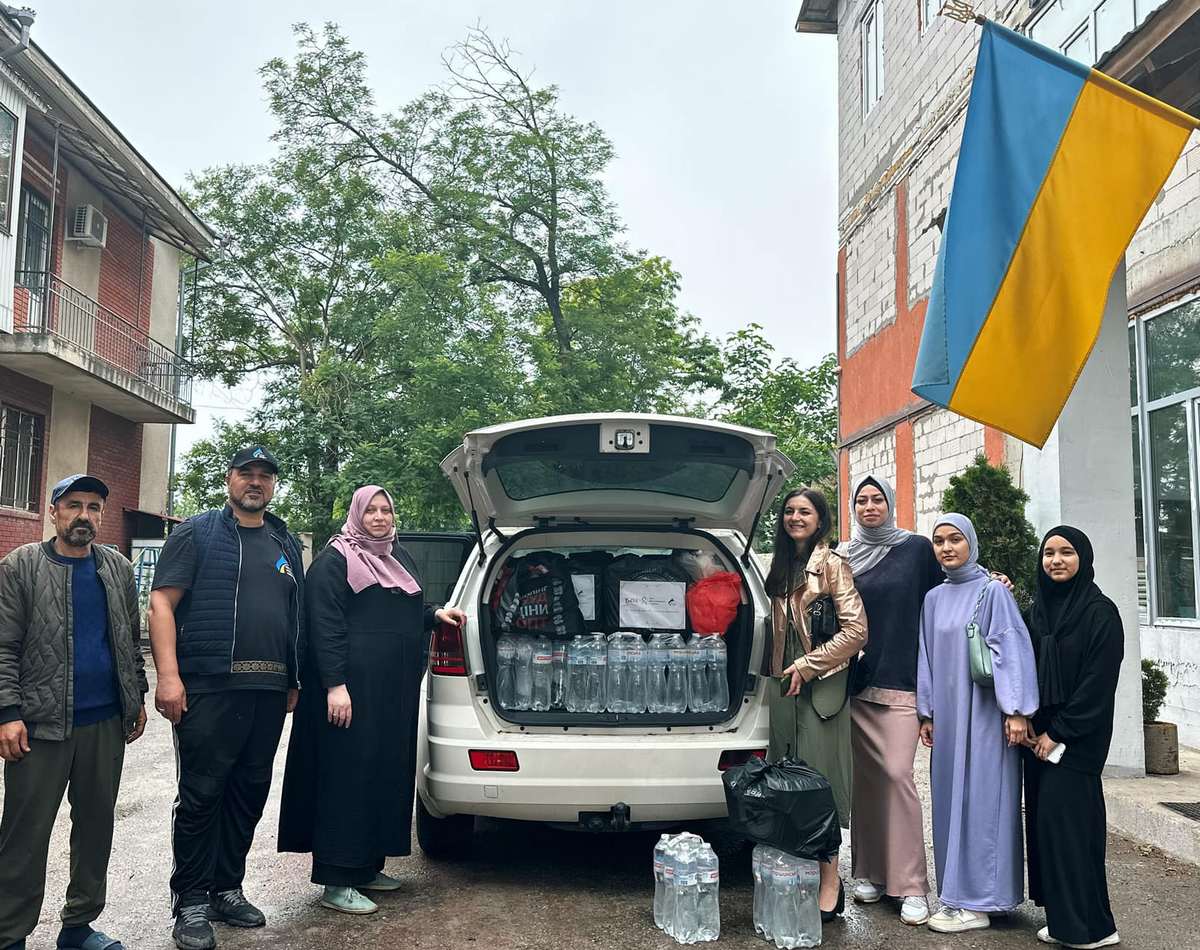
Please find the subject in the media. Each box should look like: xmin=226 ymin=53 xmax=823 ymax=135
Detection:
xmin=1023 ymin=526 xmax=1123 ymax=949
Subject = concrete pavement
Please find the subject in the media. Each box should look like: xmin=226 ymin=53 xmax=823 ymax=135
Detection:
xmin=2 ymin=668 xmax=1199 ymax=950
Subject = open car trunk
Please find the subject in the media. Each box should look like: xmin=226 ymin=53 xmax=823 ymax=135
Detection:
xmin=477 ymin=526 xmax=756 ymax=728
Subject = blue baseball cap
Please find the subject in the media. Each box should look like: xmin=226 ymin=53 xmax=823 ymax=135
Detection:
xmin=50 ymin=473 xmax=109 ymax=505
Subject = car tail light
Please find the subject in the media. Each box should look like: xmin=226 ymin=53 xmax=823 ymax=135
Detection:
xmin=430 ymin=619 xmax=468 ymax=676
xmin=718 ymin=748 xmax=767 ymax=771
xmin=469 ymin=749 xmax=519 ymax=772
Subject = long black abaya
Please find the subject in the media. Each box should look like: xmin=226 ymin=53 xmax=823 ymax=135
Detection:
xmin=1023 ymin=526 xmax=1123 ymax=946
xmin=278 ymin=543 xmax=437 ymax=885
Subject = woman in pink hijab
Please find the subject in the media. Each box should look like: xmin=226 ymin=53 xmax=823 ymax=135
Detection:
xmin=278 ymin=486 xmax=465 ymax=915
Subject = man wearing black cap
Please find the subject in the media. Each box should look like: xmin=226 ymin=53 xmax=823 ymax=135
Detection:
xmin=0 ymin=474 xmax=147 ymax=950
xmin=148 ymin=446 xmax=305 ymax=950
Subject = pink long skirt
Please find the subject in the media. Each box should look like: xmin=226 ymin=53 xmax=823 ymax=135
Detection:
xmin=850 ymin=697 xmax=930 ymax=897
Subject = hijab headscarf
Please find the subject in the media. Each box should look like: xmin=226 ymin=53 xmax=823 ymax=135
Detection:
xmin=330 ymin=485 xmax=421 ymax=595
xmin=846 ymin=474 xmax=912 ymax=576
xmin=932 ymin=513 xmax=990 ymax=584
xmin=1027 ymin=525 xmax=1107 ymax=707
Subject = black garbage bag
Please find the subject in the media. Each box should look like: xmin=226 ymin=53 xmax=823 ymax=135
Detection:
xmin=721 ymin=756 xmax=841 ymax=861
xmin=492 ymin=552 xmax=585 ymax=639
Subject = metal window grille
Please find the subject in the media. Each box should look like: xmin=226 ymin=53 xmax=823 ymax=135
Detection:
xmin=0 ymin=405 xmax=45 ymax=512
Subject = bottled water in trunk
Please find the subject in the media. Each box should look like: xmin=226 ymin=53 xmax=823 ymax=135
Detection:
xmin=688 ymin=635 xmax=710 ymax=712
xmin=645 ymin=633 xmax=670 ymax=713
xmin=529 ymin=636 xmax=553 ymax=711
xmin=606 ymin=632 xmax=629 ymax=713
xmin=513 ymin=636 xmax=533 ymax=710
xmin=585 ymin=632 xmax=607 ymax=713
xmin=565 ymin=634 xmax=589 ymax=712
xmin=664 ymin=633 xmax=689 ymax=713
xmin=495 ymin=635 xmax=518 ymax=710
xmin=704 ymin=635 xmax=729 ymax=712
xmin=551 ymin=641 xmax=567 ymax=709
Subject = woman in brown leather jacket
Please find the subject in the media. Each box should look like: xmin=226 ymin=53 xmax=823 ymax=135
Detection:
xmin=764 ymin=487 xmax=868 ymax=923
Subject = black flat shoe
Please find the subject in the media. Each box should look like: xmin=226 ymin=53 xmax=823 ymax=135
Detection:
xmin=821 ymin=880 xmax=846 ymax=923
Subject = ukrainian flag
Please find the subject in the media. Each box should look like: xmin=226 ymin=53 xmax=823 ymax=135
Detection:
xmin=911 ymin=20 xmax=1197 ymax=447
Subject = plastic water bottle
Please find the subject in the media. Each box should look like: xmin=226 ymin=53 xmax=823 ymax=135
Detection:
xmin=752 ymin=845 xmax=772 ymax=938
xmin=530 ymin=636 xmax=553 ymax=711
xmin=664 ymin=633 xmax=689 ymax=713
xmin=607 ymin=632 xmax=628 ymax=713
xmin=795 ymin=858 xmax=822 ymax=948
xmin=770 ymin=852 xmax=799 ymax=949
xmin=514 ymin=636 xmax=533 ymax=710
xmin=646 ymin=633 xmax=669 ymax=713
xmin=625 ymin=633 xmax=645 ymax=713
xmin=662 ymin=840 xmax=678 ymax=937
xmin=696 ymin=843 xmax=720 ymax=941
xmin=704 ymin=635 xmax=729 ymax=712
xmin=673 ymin=838 xmax=700 ymax=944
xmin=496 ymin=635 xmax=518 ymax=709
xmin=566 ymin=634 xmax=589 ymax=712
xmin=587 ymin=632 xmax=608 ymax=713
xmin=688 ymin=636 xmax=709 ymax=712
xmin=653 ymin=834 xmax=672 ymax=929
xmin=551 ymin=640 xmax=567 ymax=709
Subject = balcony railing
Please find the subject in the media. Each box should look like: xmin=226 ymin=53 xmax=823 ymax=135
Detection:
xmin=14 ymin=271 xmax=193 ymax=405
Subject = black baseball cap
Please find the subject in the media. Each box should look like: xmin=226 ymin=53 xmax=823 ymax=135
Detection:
xmin=50 ymin=473 xmax=109 ymax=505
xmin=228 ymin=445 xmax=279 ymax=474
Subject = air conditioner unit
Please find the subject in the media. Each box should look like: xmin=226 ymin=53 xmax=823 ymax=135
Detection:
xmin=67 ymin=205 xmax=108 ymax=248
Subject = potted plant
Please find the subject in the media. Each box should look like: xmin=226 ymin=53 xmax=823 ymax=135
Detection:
xmin=1142 ymin=658 xmax=1179 ymax=775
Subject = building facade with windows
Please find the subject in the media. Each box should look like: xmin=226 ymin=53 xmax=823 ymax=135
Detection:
xmin=795 ymin=0 xmax=1200 ymax=757
xmin=0 ymin=11 xmax=210 ymax=558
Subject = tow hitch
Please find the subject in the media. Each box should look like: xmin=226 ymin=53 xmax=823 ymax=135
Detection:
xmin=580 ymin=802 xmax=632 ymax=832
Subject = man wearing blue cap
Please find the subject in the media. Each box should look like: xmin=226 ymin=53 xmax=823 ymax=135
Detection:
xmin=0 ymin=474 xmax=147 ymax=950
xmin=148 ymin=446 xmax=305 ymax=950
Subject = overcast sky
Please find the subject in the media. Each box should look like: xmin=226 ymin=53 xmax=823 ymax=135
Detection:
xmin=35 ymin=1 xmax=838 ymax=452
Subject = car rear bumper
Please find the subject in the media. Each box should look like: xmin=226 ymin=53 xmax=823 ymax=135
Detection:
xmin=419 ymin=694 xmax=770 ymax=824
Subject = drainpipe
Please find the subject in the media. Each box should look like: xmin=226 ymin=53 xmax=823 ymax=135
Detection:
xmin=42 ymin=120 xmax=59 ymax=330
xmin=0 ymin=6 xmax=34 ymax=61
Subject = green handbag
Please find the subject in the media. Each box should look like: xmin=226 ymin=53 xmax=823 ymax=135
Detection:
xmin=966 ymin=581 xmax=995 ymax=688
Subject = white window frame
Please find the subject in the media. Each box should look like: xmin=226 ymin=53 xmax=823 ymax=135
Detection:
xmin=1130 ymin=293 xmax=1200 ymax=627
xmin=861 ymin=0 xmax=885 ymax=117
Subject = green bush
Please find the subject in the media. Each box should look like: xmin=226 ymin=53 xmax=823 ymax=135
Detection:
xmin=941 ymin=454 xmax=1040 ymax=608
xmin=1142 ymin=658 xmax=1169 ymax=724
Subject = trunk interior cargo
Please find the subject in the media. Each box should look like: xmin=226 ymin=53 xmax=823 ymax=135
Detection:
xmin=478 ymin=527 xmax=754 ymax=728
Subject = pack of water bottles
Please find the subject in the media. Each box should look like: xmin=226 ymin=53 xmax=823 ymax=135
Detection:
xmin=652 ymin=832 xmax=721 ymax=944
xmin=495 ymin=628 xmax=730 ymax=714
xmin=751 ymin=845 xmax=822 ymax=948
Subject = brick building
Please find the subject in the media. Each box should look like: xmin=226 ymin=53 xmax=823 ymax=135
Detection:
xmin=0 ymin=10 xmax=210 ymax=559
xmin=795 ymin=0 xmax=1200 ymax=758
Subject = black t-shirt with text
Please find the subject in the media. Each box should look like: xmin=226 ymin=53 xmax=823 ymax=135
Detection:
xmin=153 ymin=519 xmax=296 ymax=693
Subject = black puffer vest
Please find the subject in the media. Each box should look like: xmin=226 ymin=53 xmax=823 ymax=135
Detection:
xmin=175 ymin=506 xmax=306 ymax=688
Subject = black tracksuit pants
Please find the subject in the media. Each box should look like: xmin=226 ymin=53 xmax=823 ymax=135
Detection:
xmin=170 ymin=690 xmax=287 ymax=914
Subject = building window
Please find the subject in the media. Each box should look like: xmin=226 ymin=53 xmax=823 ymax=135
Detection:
xmin=15 ymin=184 xmax=51 ymax=314
xmin=0 ymin=404 xmax=44 ymax=513
xmin=862 ymin=0 xmax=884 ymax=116
xmin=1028 ymin=0 xmax=1141 ymax=66
xmin=0 ymin=106 xmax=16 ymax=233
xmin=1131 ymin=298 xmax=1200 ymax=622
xmin=922 ymin=0 xmax=940 ymax=34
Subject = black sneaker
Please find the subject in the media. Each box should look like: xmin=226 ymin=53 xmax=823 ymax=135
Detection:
xmin=209 ymin=888 xmax=266 ymax=928
xmin=172 ymin=904 xmax=216 ymax=950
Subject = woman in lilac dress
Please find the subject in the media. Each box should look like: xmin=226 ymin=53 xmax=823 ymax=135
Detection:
xmin=917 ymin=513 xmax=1038 ymax=935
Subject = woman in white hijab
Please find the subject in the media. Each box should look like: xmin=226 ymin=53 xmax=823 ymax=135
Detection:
xmin=845 ymin=475 xmax=944 ymax=925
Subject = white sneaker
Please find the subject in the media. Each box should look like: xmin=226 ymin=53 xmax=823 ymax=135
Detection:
xmin=901 ymin=895 xmax=930 ymax=925
xmin=1066 ymin=934 xmax=1120 ymax=949
xmin=927 ymin=907 xmax=990 ymax=933
xmin=1038 ymin=927 xmax=1063 ymax=945
xmin=852 ymin=881 xmax=884 ymax=904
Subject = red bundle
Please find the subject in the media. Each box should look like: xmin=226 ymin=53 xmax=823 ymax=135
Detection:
xmin=686 ymin=571 xmax=743 ymax=635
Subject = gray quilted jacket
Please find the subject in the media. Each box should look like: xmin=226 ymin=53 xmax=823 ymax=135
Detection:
xmin=0 ymin=541 xmax=148 ymax=740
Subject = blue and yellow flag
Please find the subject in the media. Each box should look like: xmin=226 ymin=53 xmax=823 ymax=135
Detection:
xmin=911 ymin=21 xmax=1196 ymax=447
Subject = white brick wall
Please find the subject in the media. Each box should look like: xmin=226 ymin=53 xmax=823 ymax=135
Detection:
xmin=913 ymin=409 xmax=984 ymax=536
xmin=844 ymin=198 xmax=896 ymax=352
xmin=847 ymin=428 xmax=897 ymax=521
xmin=1129 ymin=131 xmax=1200 ymax=302
xmin=907 ymin=109 xmax=967 ymax=303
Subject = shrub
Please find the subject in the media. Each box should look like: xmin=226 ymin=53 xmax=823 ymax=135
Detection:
xmin=940 ymin=454 xmax=1040 ymax=608
xmin=1142 ymin=658 xmax=1169 ymax=724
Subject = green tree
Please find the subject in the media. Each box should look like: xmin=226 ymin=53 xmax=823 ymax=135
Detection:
xmin=941 ymin=454 xmax=1041 ymax=605
xmin=716 ymin=325 xmax=838 ymax=547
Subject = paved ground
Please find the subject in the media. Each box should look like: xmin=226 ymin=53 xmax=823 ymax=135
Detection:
xmin=3 ymin=668 xmax=1199 ymax=950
